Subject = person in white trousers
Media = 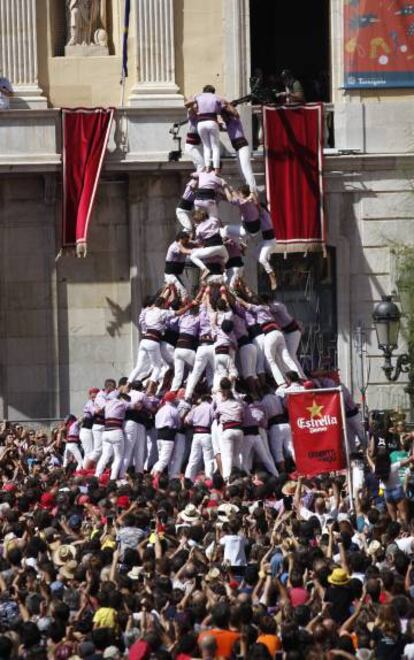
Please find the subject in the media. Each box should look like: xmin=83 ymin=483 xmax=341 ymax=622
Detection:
xmin=215 ymin=379 xmax=245 ymax=480
xmin=79 ymin=387 xmax=99 ymax=468
xmin=184 ymin=396 xmax=215 ymax=481
xmin=260 ymin=385 xmax=292 ymax=472
xmin=152 ymin=392 xmax=185 ymax=480
xmin=190 ymin=211 xmax=229 ymax=278
xmin=184 ymin=296 xmax=216 ymax=400
xmin=95 ymin=395 xmax=135 ymax=481
xmin=222 ymin=106 xmax=257 ymax=192
xmin=119 ymin=383 xmax=155 ymax=478
xmin=185 ymin=85 xmax=228 ymax=172
xmin=163 ymin=232 xmax=193 ymax=299
xmin=170 ymin=306 xmax=199 ymax=392
xmin=176 ymin=177 xmax=197 ymax=232
xmin=61 ymin=415 xmax=83 ymax=470
xmin=183 ymin=111 xmax=204 ymax=172
xmin=87 ymin=379 xmax=118 ymax=467
xmin=241 ymin=398 xmax=278 ymax=476
xmin=270 ymin=300 xmax=305 ymax=378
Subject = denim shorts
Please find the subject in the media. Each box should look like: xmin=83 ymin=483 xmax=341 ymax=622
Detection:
xmin=385 ymin=485 xmax=405 ymax=503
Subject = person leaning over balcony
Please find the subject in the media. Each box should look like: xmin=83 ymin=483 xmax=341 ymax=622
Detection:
xmin=185 ymin=84 xmax=233 ymax=173
xmin=0 ymin=76 xmax=13 ymax=110
xmin=275 ymin=69 xmax=305 ymax=105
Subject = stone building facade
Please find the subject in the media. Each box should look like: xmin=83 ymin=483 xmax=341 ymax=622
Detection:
xmin=0 ymin=0 xmax=413 ymax=420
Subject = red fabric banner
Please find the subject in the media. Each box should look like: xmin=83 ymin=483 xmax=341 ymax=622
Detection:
xmin=62 ymin=108 xmax=114 ymax=249
xmin=287 ymin=389 xmax=346 ymax=476
xmin=263 ymin=104 xmax=325 ymax=253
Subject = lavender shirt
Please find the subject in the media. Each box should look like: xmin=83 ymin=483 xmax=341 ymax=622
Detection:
xmin=232 ymin=312 xmax=249 ymax=340
xmin=178 ymin=311 xmax=200 ymax=337
xmin=248 ymin=304 xmax=274 ymax=326
xmin=104 ymin=398 xmax=131 ymax=422
xmin=143 ymin=308 xmax=174 ymax=333
xmin=216 ymin=398 xmax=245 ymax=425
xmin=186 ymin=401 xmax=214 ymax=429
xmin=67 ymin=420 xmax=80 ymax=440
xmin=197 ymin=171 xmax=226 ymax=191
xmin=215 ymin=325 xmax=237 ymax=350
xmin=165 ymin=241 xmax=186 ymax=264
xmin=243 ymin=403 xmax=266 ymax=429
xmin=226 ymin=115 xmax=246 ymax=142
xmin=199 ymin=304 xmax=214 ymax=337
xmin=155 ymin=403 xmax=181 ymax=430
xmin=231 ymin=197 xmax=260 ymax=224
xmin=270 ymin=301 xmax=293 ymax=328
xmin=261 ymin=393 xmax=284 ymax=418
xmin=195 ymin=217 xmax=222 ymax=242
xmin=182 ymin=181 xmax=196 ymax=202
xmin=259 ymin=207 xmax=274 ymax=232
xmin=83 ymin=399 xmax=95 ymax=419
xmin=195 ymin=92 xmax=222 ymax=115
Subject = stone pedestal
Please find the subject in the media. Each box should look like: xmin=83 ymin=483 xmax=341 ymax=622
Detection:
xmin=64 ymin=44 xmax=109 ymax=57
xmin=0 ymin=0 xmax=46 ymax=108
xmin=129 ymin=0 xmax=183 ymax=108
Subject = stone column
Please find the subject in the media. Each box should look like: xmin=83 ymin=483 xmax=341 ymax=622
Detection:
xmin=0 ymin=0 xmax=46 ymax=108
xmin=129 ymin=0 xmax=183 ymax=108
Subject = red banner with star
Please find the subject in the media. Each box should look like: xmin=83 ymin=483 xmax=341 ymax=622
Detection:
xmin=287 ymin=389 xmax=347 ymax=476
xmin=344 ymin=0 xmax=414 ymax=88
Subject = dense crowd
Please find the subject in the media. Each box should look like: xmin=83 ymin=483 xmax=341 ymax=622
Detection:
xmin=1 ymin=85 xmax=414 ymax=660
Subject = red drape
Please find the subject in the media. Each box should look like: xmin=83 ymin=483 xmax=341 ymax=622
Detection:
xmin=263 ymin=104 xmax=326 ymax=253
xmin=62 ymin=108 xmax=114 ymax=247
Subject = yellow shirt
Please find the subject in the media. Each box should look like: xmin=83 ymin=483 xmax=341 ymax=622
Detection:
xmin=93 ymin=607 xmax=117 ymax=629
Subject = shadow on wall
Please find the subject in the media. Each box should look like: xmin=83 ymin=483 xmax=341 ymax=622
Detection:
xmin=105 ymin=298 xmax=132 ymax=337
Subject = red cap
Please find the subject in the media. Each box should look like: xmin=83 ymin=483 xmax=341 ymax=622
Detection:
xmin=3 ymin=483 xmax=16 ymax=492
xmin=117 ymin=495 xmax=131 ymax=510
xmin=303 ymin=380 xmax=315 ymax=390
xmin=89 ymin=387 xmax=99 ymax=395
xmin=77 ymin=494 xmax=90 ymax=506
xmin=164 ymin=391 xmax=176 ymax=402
xmin=40 ymin=492 xmax=55 ymax=509
xmin=228 ymin=580 xmax=239 ymax=590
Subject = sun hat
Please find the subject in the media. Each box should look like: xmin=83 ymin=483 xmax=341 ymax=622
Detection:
xmin=205 ymin=567 xmax=221 ymax=582
xmin=367 ymin=540 xmax=381 ymax=556
xmin=53 ymin=544 xmax=77 ymax=566
xmin=217 ymin=502 xmax=239 ymax=520
xmin=328 ymin=567 xmax=350 ymax=586
xmin=179 ymin=503 xmax=201 ymax=523
xmin=127 ymin=566 xmax=143 ymax=581
xmin=59 ymin=559 xmax=77 ymax=581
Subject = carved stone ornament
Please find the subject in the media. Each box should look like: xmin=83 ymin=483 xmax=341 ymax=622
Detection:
xmin=65 ymin=0 xmax=109 ymax=57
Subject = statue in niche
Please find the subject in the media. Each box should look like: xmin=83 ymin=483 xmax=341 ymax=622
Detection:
xmin=65 ymin=0 xmax=109 ymax=55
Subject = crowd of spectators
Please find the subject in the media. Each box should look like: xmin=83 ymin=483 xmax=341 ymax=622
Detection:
xmin=0 ymin=413 xmax=412 ymax=659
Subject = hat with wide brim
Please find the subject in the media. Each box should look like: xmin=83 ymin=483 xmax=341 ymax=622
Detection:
xmin=328 ymin=567 xmax=350 ymax=586
xmin=179 ymin=504 xmax=201 ymax=523
xmin=59 ymin=559 xmax=77 ymax=581
xmin=53 ymin=544 xmax=77 ymax=566
xmin=217 ymin=503 xmax=239 ymax=518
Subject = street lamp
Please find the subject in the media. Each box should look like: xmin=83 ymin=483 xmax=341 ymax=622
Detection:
xmin=372 ymin=295 xmax=414 ymax=419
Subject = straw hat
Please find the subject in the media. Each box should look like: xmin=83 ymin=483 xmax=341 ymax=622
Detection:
xmin=179 ymin=503 xmax=201 ymax=523
xmin=328 ymin=567 xmax=350 ymax=586
xmin=205 ymin=567 xmax=221 ymax=583
xmin=59 ymin=559 xmax=77 ymax=581
xmin=217 ymin=503 xmax=239 ymax=522
xmin=53 ymin=544 xmax=77 ymax=566
xmin=367 ymin=540 xmax=381 ymax=556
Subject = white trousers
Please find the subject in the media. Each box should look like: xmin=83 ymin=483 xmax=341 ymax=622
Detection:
xmin=257 ymin=239 xmax=278 ymax=274
xmin=253 ymin=334 xmax=266 ymax=375
xmin=213 ymin=351 xmax=237 ymax=391
xmin=211 ymin=419 xmax=222 ymax=456
xmin=241 ymin=433 xmax=278 ymax=476
xmin=264 ymin=330 xmax=299 ymax=386
xmin=176 ymin=207 xmax=193 ymax=232
xmin=145 ymin=428 xmax=158 ymax=471
xmin=197 ymin=119 xmax=220 ymax=169
xmin=185 ymin=433 xmax=215 ymax=481
xmin=95 ymin=428 xmax=125 ymax=480
xmin=268 ymin=423 xmax=294 ymax=463
xmin=225 ymin=265 xmax=244 ymax=289
xmin=120 ymin=420 xmax=147 ymax=477
xmin=185 ymin=344 xmax=215 ymax=399
xmin=171 ymin=347 xmax=195 ymax=391
xmin=190 ymin=245 xmax=229 ymax=271
xmin=89 ymin=424 xmax=105 ymax=462
xmin=80 ymin=428 xmax=94 ymax=468
xmin=237 ymin=145 xmax=256 ymax=192
xmin=152 ymin=435 xmax=185 ymax=478
xmin=220 ymin=428 xmax=243 ymax=480
xmin=63 ymin=442 xmax=83 ymax=469
xmin=283 ymin=330 xmax=304 ymax=377
xmin=129 ymin=339 xmax=163 ymax=383
xmin=239 ymin=342 xmax=257 ymax=380
xmin=164 ymin=273 xmax=187 ymax=297
xmin=184 ymin=141 xmax=204 ymax=171
xmin=160 ymin=341 xmax=175 ymax=367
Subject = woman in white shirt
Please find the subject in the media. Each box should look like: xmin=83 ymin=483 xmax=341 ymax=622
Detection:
xmin=369 ymin=448 xmax=414 ymax=523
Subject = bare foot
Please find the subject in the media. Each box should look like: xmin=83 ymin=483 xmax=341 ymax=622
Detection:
xmin=269 ymin=272 xmax=278 ymax=290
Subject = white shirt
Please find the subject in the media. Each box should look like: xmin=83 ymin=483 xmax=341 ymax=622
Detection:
xmin=220 ymin=534 xmax=247 ymax=566
xmin=396 ymin=536 xmax=414 ymax=554
xmin=381 ymin=461 xmax=402 ymax=490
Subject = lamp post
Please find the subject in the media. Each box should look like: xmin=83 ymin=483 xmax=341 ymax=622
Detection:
xmin=372 ymin=295 xmax=414 ymax=421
